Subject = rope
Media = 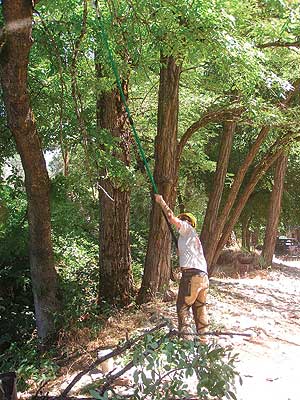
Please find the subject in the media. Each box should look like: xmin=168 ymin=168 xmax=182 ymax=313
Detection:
xmin=95 ymin=2 xmax=178 ymax=248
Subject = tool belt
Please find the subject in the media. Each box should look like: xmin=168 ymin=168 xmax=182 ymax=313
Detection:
xmin=181 ymin=268 xmax=207 ymax=276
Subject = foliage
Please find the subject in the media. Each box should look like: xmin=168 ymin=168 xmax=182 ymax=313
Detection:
xmin=50 ymin=172 xmax=100 ymax=328
xmin=0 ymin=339 xmax=59 ymax=392
xmin=131 ymin=338 xmax=240 ymax=400
xmin=92 ymin=331 xmax=241 ymax=400
xmin=29 ymin=0 xmax=300 ymax=244
xmin=0 ymin=173 xmax=28 ymax=259
xmin=0 ymin=168 xmax=100 ymax=350
xmin=0 ymin=171 xmax=100 ymax=388
xmin=0 ymin=95 xmax=16 ymax=164
xmin=0 ymin=178 xmax=33 ymax=350
xmin=0 ymin=175 xmax=56 ymax=388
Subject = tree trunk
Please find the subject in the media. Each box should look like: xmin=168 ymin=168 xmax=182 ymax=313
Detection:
xmin=200 ymin=120 xmax=236 ymax=252
xmin=137 ymin=55 xmax=181 ymax=303
xmin=241 ymin=217 xmax=251 ymax=250
xmin=262 ymin=153 xmax=288 ymax=265
xmin=0 ymin=0 xmax=60 ymax=343
xmin=96 ymin=81 xmax=133 ymax=306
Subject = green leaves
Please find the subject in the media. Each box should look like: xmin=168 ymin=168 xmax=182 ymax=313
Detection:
xmin=123 ymin=331 xmax=240 ymax=399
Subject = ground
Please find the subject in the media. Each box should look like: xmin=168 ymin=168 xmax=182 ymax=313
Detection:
xmin=209 ymin=258 xmax=300 ymax=400
xmin=27 ymin=258 xmax=300 ymax=400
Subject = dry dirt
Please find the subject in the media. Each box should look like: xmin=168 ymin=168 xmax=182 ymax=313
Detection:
xmin=34 ymin=258 xmax=300 ymax=400
xmin=209 ymin=258 xmax=300 ymax=400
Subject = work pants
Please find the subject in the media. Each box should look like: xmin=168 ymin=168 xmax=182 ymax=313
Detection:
xmin=176 ymin=270 xmax=209 ymax=340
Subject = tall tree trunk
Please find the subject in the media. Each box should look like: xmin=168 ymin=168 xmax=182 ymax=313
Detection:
xmin=262 ymin=154 xmax=288 ymax=265
xmin=96 ymin=81 xmax=133 ymax=306
xmin=137 ymin=55 xmax=181 ymax=303
xmin=0 ymin=0 xmax=59 ymax=343
xmin=200 ymin=120 xmax=236 ymax=252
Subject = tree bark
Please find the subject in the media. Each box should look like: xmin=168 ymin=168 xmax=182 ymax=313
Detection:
xmin=200 ymin=120 xmax=236 ymax=252
xmin=261 ymin=153 xmax=288 ymax=265
xmin=0 ymin=0 xmax=60 ymax=343
xmin=96 ymin=79 xmax=133 ymax=306
xmin=137 ymin=55 xmax=181 ymax=303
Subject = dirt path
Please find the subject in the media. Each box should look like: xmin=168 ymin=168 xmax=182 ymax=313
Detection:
xmin=209 ymin=261 xmax=300 ymax=400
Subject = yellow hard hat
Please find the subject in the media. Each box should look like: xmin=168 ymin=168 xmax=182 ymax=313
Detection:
xmin=177 ymin=212 xmax=197 ymax=228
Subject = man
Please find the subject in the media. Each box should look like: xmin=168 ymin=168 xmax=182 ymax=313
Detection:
xmin=155 ymin=194 xmax=209 ymax=342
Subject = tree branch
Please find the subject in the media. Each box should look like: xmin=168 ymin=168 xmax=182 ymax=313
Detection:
xmin=98 ymin=329 xmax=176 ymax=396
xmin=280 ymin=78 xmax=300 ymax=108
xmin=258 ymin=40 xmax=300 ymax=49
xmin=177 ymin=107 xmax=243 ymax=162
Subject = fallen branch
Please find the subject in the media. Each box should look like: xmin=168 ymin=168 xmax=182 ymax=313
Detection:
xmin=32 ymin=379 xmax=51 ymax=400
xmin=176 ymin=330 xmax=252 ymax=338
xmin=98 ymin=330 xmax=176 ymax=396
xmin=59 ymin=322 xmax=168 ymax=399
xmin=33 ymin=396 xmax=214 ymax=400
xmin=97 ymin=328 xmax=247 ymax=397
xmin=59 ymin=321 xmax=250 ymax=399
xmin=33 ymin=398 xmax=95 ymax=400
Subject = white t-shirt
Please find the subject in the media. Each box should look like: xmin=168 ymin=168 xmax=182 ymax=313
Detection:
xmin=178 ymin=221 xmax=208 ymax=273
